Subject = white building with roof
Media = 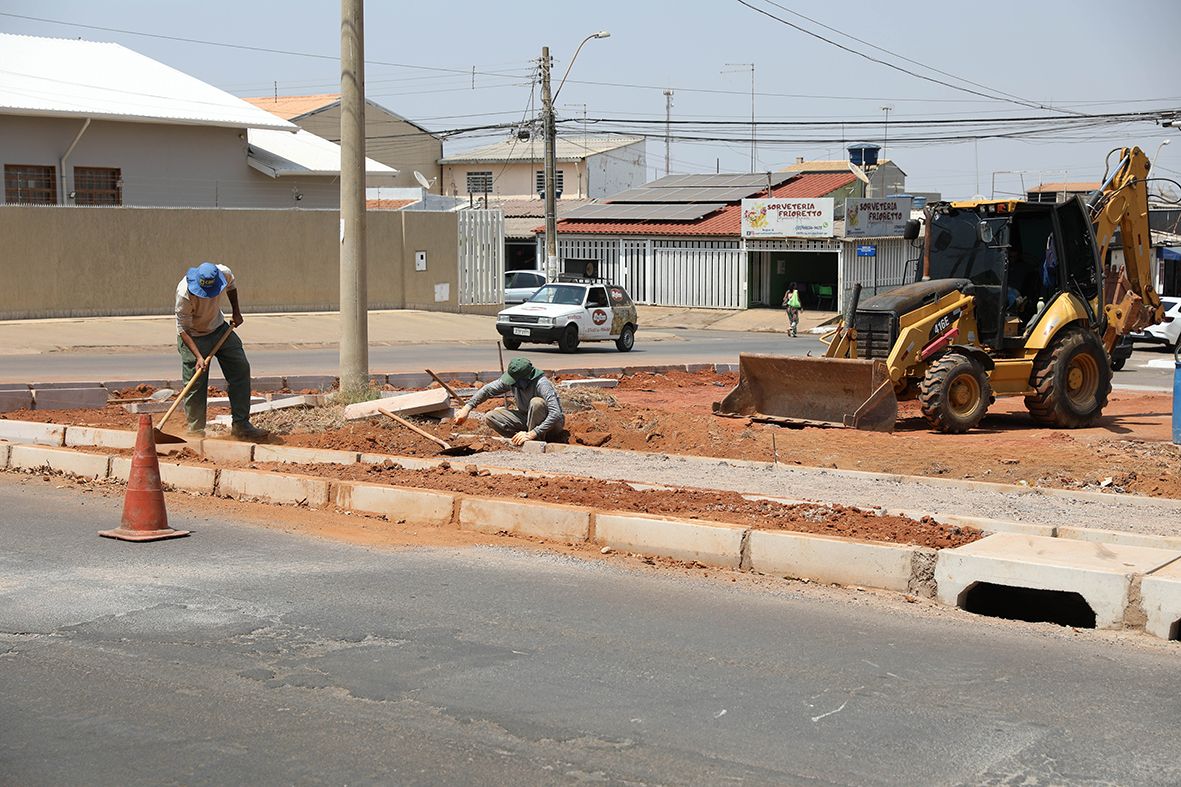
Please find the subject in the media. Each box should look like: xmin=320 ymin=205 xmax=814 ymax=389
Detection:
xmin=439 ymin=136 xmax=645 ymax=201
xmin=0 ymin=33 xmax=396 ymax=210
xmin=244 ymin=94 xmax=442 ymax=193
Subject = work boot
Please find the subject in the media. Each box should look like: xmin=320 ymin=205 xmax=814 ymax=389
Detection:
xmin=185 ymin=429 xmax=205 ymax=439
xmin=230 ymin=422 xmax=269 ymax=442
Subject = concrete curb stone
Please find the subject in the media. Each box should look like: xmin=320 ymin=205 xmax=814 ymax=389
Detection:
xmin=217 ymin=468 xmax=330 ymax=508
xmin=0 ymin=421 xmax=66 ymax=446
xmin=254 ymin=444 xmax=360 ymax=466
xmin=1140 ymin=560 xmax=1181 ymax=641
xmin=335 ymin=481 xmax=454 ymax=526
xmin=748 ymin=529 xmax=917 ymax=592
xmin=459 ymin=496 xmax=590 ymax=540
xmin=111 ymin=457 xmax=217 ymax=494
xmin=193 ymin=440 xmax=254 ymax=463
xmin=1056 ymin=526 xmax=1181 ymax=552
xmin=65 ymin=426 xmax=139 ymax=451
xmin=0 ymin=390 xmax=34 ymax=412
xmin=284 ymin=375 xmax=337 ymax=392
xmin=594 ymin=512 xmax=745 ymax=567
xmin=10 ymin=444 xmax=110 ymax=479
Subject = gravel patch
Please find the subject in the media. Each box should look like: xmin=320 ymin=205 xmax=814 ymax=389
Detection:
xmin=470 ymin=446 xmax=1181 ymax=539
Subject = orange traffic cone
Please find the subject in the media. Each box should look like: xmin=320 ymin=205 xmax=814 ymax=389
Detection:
xmin=100 ymin=413 xmax=190 ymax=541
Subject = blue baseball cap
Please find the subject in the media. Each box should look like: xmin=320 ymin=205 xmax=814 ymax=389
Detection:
xmin=186 ymin=263 xmax=226 ymax=298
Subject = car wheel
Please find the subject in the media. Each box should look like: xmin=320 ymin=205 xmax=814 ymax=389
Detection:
xmin=558 ymin=324 xmax=579 ymax=353
xmin=502 ymin=337 xmax=521 ymax=350
xmin=615 ymin=324 xmax=635 ymax=352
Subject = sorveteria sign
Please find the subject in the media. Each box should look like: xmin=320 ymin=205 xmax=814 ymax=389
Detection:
xmin=741 ymin=198 xmax=834 ymax=238
xmin=844 ymin=197 xmax=913 ymax=238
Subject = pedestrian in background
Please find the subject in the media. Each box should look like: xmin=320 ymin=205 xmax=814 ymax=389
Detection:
xmin=782 ymin=282 xmax=802 ymax=337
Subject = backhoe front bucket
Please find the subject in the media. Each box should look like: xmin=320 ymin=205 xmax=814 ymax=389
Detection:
xmin=713 ymin=353 xmax=898 ymax=433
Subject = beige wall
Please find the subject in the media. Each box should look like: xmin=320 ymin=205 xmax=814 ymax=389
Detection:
xmin=0 ymin=205 xmax=498 ymax=320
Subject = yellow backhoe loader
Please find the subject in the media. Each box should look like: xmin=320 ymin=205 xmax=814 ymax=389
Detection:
xmin=715 ymin=146 xmax=1164 ymax=433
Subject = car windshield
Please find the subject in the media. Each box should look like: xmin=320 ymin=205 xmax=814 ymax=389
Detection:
xmin=527 ymin=285 xmax=585 ymax=306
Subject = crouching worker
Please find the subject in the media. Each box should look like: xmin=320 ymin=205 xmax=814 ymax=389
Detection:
xmin=454 ymin=357 xmax=565 ymax=446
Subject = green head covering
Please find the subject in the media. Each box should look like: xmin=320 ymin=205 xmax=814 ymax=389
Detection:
xmin=500 ymin=357 xmax=544 ymax=385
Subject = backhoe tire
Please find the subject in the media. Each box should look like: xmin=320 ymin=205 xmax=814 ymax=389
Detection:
xmin=558 ymin=324 xmax=580 ymax=353
xmin=1024 ymin=327 xmax=1111 ymax=428
xmin=502 ymin=337 xmax=521 ymax=351
xmin=919 ymin=354 xmax=992 ymax=433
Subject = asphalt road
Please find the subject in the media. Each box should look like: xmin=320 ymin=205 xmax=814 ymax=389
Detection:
xmin=2 ymin=476 xmax=1179 ymax=787
xmin=3 ymin=329 xmax=1175 ymax=391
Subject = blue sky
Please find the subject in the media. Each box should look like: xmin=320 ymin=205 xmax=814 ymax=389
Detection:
xmin=5 ymin=1 xmax=1180 ymax=200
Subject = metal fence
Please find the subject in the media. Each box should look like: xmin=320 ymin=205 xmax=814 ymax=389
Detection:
xmin=556 ymin=236 xmax=743 ymax=308
xmin=457 ymin=209 xmax=505 ymax=310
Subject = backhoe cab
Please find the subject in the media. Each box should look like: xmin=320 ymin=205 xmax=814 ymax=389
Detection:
xmin=715 ymin=146 xmax=1162 ymax=434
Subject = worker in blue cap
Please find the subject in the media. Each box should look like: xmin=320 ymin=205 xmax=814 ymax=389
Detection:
xmin=174 ymin=262 xmax=268 ymax=441
xmin=454 ymin=357 xmax=565 ymax=445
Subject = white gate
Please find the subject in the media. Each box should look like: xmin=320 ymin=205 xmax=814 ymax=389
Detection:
xmin=551 ymin=235 xmax=742 ymax=308
xmin=457 ymin=209 xmax=504 ymax=311
xmin=840 ymin=237 xmax=919 ymax=308
xmin=622 ymin=239 xmax=650 ymax=302
xmin=652 ymin=242 xmax=743 ymax=309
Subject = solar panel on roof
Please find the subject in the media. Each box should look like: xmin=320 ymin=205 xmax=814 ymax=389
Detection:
xmin=561 ymin=202 xmax=727 ymax=221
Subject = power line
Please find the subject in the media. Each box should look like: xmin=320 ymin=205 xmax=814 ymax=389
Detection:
xmin=732 ymin=0 xmax=1082 ymax=114
xmin=746 ymin=0 xmax=1070 ymax=113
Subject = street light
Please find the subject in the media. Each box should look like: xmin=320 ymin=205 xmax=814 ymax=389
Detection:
xmin=1152 ymin=138 xmax=1171 ymax=171
xmin=542 ymin=31 xmax=610 ymax=282
xmin=554 ymin=31 xmax=610 ymax=102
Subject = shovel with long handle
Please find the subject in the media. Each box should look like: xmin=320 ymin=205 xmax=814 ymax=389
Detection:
xmin=496 ymin=342 xmax=511 ymax=408
xmin=424 ymin=369 xmax=463 ymax=404
xmin=154 ymin=324 xmax=234 ymax=444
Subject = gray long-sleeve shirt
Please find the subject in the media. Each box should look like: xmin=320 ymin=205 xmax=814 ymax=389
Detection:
xmin=467 ymin=374 xmax=565 ymax=436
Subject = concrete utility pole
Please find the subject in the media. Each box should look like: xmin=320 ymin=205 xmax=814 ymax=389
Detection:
xmin=339 ymin=0 xmax=368 ymax=396
xmin=663 ymin=89 xmax=674 ymax=177
xmin=542 ymin=32 xmax=609 ymax=281
xmin=541 ymin=46 xmax=558 ymax=282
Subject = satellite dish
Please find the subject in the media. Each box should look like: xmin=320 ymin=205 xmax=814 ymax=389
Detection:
xmin=414 ymin=171 xmax=436 ymax=190
xmin=848 ymin=161 xmax=870 ymax=184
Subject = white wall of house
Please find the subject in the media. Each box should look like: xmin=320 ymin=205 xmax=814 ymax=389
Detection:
xmin=586 ymin=140 xmax=646 ymax=199
xmin=443 ymin=160 xmax=569 ymax=201
xmin=1 ymin=115 xmax=345 ymax=209
xmin=442 ymin=140 xmax=646 ymax=201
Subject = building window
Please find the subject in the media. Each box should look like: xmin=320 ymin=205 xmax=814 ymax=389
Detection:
xmin=4 ymin=164 xmax=57 ymax=204
xmin=74 ymin=167 xmax=122 ymax=205
xmin=535 ymin=170 xmax=564 ymax=196
xmin=466 ymin=171 xmax=492 ymax=194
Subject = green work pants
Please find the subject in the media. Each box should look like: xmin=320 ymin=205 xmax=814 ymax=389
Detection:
xmin=177 ymin=322 xmax=252 ymax=432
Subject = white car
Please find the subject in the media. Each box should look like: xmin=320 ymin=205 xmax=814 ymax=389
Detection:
xmin=504 ymin=270 xmax=546 ymax=305
xmin=496 ymin=281 xmax=638 ymax=353
xmin=1131 ymin=296 xmax=1181 ymax=350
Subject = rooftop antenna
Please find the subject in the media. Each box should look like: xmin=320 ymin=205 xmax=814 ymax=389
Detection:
xmin=663 ymin=89 xmax=674 ymax=177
